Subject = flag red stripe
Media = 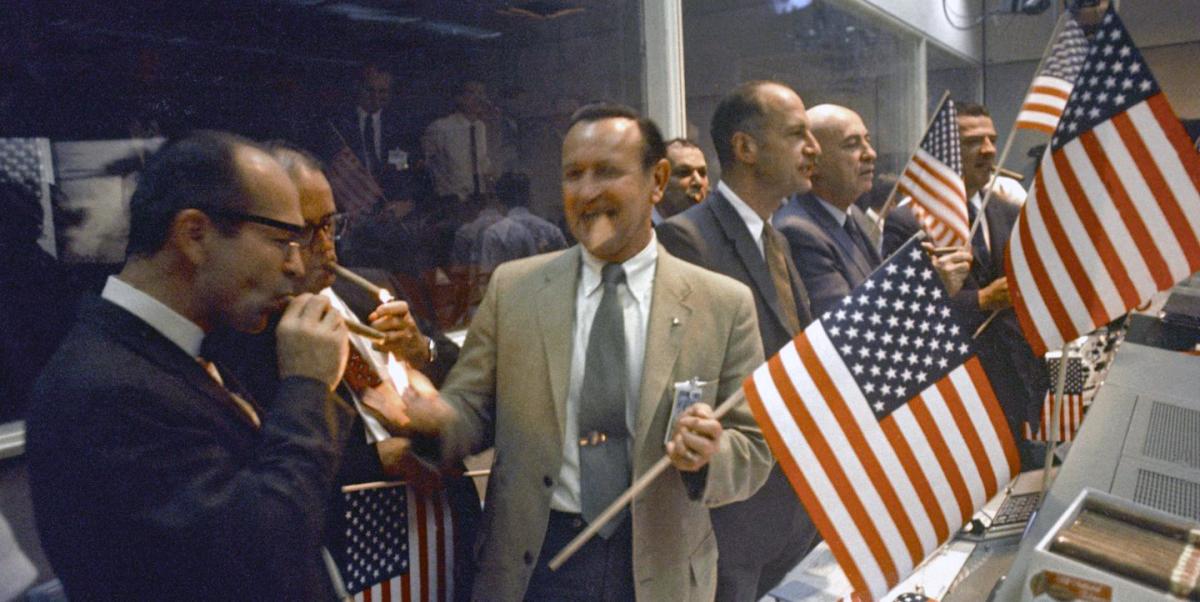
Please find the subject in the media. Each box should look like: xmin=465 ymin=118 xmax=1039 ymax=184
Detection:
xmin=743 ymin=378 xmax=873 ymax=595
xmin=1016 ymin=194 xmax=1077 ymax=354
xmin=1079 ymin=130 xmax=1174 ymax=290
xmin=879 ymin=417 xmax=950 ymax=544
xmin=1035 ymin=170 xmax=1110 ymax=329
xmin=1029 ymin=85 xmax=1070 ymax=100
xmin=911 ymin=155 xmax=966 ymax=204
xmin=908 ymin=397 xmax=974 ymax=527
xmin=966 ymin=358 xmax=1019 ymax=471
xmin=904 ymin=169 xmax=967 ymax=225
xmin=765 ymin=354 xmax=899 ymax=586
xmin=401 ymin=573 xmax=411 ymax=602
xmin=794 ymin=336 xmax=923 ymax=568
xmin=1053 ymin=151 xmax=1141 ymax=309
xmin=1020 ymin=102 xmax=1066 ymax=116
xmin=1005 ymin=221 xmax=1050 ymax=357
xmin=1017 ymin=121 xmax=1057 ymax=135
xmin=414 ymin=492 xmax=430 ymax=602
xmin=935 ymin=378 xmax=997 ymax=495
xmin=382 ymin=579 xmax=392 ymax=602
xmin=363 ymin=587 xmax=373 ymax=602
xmin=1115 ymin=104 xmax=1200 ymax=272
xmin=1149 ymin=94 xmax=1200 ymax=196
xmin=433 ymin=494 xmax=448 ymax=601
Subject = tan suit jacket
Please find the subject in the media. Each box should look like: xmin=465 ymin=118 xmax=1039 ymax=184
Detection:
xmin=429 ymin=243 xmax=772 ymax=601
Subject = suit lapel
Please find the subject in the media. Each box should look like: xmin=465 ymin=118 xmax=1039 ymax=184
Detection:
xmin=709 ymin=192 xmax=789 ymax=331
xmin=802 ymin=194 xmax=873 ymax=281
xmin=536 ymin=247 xmax=581 ymax=440
xmin=635 ymin=249 xmax=692 ymax=449
xmin=90 ymin=298 xmax=261 ymax=430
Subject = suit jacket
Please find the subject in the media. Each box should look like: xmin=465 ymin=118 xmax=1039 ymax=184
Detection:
xmin=774 ymin=193 xmax=882 ymax=318
xmin=325 ymin=106 xmax=413 ymax=174
xmin=26 ymin=297 xmax=354 ymax=601
xmin=882 ymin=198 xmax=1050 ymax=434
xmin=420 ymin=244 xmax=772 ymax=601
xmin=657 ymin=189 xmax=814 ymax=357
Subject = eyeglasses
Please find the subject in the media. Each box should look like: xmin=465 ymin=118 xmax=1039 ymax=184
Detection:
xmin=208 ymin=209 xmax=305 ymax=253
xmin=302 ymin=212 xmax=349 ymax=246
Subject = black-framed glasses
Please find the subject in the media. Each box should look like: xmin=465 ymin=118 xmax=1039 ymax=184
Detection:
xmin=303 ymin=212 xmax=349 ymax=245
xmin=208 ymin=209 xmax=306 ymax=253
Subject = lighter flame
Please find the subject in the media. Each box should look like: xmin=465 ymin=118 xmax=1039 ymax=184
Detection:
xmin=378 ymin=289 xmax=394 ymax=304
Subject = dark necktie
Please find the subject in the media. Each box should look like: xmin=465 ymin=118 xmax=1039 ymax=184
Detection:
xmin=763 ymin=226 xmax=801 ymax=334
xmin=469 ymin=123 xmax=480 ymax=196
xmin=362 ymin=116 xmax=377 ymax=175
xmin=842 ymin=212 xmax=875 ymax=269
xmin=968 ymin=202 xmax=991 ymax=270
xmin=578 ymin=263 xmax=630 ymax=538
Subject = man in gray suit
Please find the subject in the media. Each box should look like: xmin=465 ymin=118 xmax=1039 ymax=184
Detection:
xmin=386 ymin=103 xmax=773 ymax=601
xmin=657 ymin=80 xmax=821 ymax=600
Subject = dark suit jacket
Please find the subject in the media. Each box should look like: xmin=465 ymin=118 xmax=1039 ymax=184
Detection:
xmin=26 ymin=297 xmax=355 ymax=601
xmin=774 ymin=193 xmax=883 ymax=318
xmin=883 ymin=199 xmax=1050 ymax=436
xmin=324 ymin=106 xmax=414 ymax=173
xmin=658 ymin=189 xmax=813 ymax=356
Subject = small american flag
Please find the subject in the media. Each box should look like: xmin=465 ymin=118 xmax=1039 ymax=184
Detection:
xmin=0 ymin=137 xmax=56 ymax=254
xmin=745 ymin=237 xmax=1017 ymax=599
xmin=1005 ymin=7 xmax=1200 ymax=357
xmin=897 ymin=101 xmax=969 ymax=248
xmin=1015 ymin=16 xmax=1090 ymax=134
xmin=328 ymin=144 xmax=383 ymax=216
xmin=331 ymin=483 xmax=455 ymax=602
xmin=1023 ymin=353 xmax=1085 ymax=442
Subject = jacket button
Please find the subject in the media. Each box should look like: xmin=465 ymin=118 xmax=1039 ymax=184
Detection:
xmin=543 ymin=475 xmax=553 ymax=487
xmin=524 ymin=551 xmax=534 ymax=565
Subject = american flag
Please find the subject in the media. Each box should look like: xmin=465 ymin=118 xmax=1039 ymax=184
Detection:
xmin=328 ymin=144 xmax=384 ymax=216
xmin=330 ymin=483 xmax=455 ymax=602
xmin=897 ymin=101 xmax=970 ymax=248
xmin=0 ymin=137 xmax=56 ymax=254
xmin=1005 ymin=7 xmax=1200 ymax=357
xmin=744 ymin=237 xmax=1018 ymax=600
xmin=1023 ymin=353 xmax=1085 ymax=442
xmin=1015 ymin=16 xmax=1090 ymax=134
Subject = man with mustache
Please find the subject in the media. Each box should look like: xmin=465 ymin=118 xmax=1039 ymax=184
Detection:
xmin=882 ymin=101 xmax=1048 ymax=450
xmin=381 ymin=103 xmax=773 ymax=601
xmin=653 ymin=138 xmax=710 ymax=224
xmin=657 ymin=80 xmax=820 ymax=601
xmin=26 ymin=131 xmax=354 ymax=600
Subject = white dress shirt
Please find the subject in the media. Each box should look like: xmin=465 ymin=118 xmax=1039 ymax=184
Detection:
xmin=422 ymin=112 xmax=491 ymax=199
xmin=719 ymin=180 xmax=773 ymax=258
xmin=550 ymin=233 xmax=658 ymax=513
xmin=815 ymin=195 xmax=849 ymax=227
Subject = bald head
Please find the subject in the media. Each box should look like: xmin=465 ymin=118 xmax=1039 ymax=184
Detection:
xmin=808 ymin=104 xmax=876 ymax=209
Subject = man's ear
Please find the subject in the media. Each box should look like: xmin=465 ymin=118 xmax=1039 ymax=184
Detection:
xmin=731 ymin=131 xmax=758 ymax=165
xmin=648 ymin=157 xmax=670 ymax=205
xmin=169 ymin=209 xmax=214 ymax=266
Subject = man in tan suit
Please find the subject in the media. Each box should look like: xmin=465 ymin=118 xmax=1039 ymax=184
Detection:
xmin=382 ymin=104 xmax=773 ymax=600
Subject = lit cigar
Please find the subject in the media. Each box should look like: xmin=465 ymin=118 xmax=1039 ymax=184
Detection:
xmin=993 ymin=166 xmax=1025 ymax=182
xmin=330 ymin=263 xmax=394 ymax=304
xmin=346 ymin=320 xmax=386 ymax=342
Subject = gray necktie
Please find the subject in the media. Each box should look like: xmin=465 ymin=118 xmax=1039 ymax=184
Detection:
xmin=578 ymin=263 xmax=630 ymax=538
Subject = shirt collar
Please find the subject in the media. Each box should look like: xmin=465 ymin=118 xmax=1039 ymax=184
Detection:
xmin=506 ymin=206 xmax=530 ymax=217
xmin=814 ymin=194 xmax=849 ymax=227
xmin=718 ymin=180 xmax=765 ymax=242
xmin=580 ymin=231 xmax=658 ymax=302
xmin=101 ymin=275 xmax=205 ymax=358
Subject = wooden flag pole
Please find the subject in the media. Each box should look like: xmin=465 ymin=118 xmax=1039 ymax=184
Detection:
xmin=548 ymin=393 xmax=745 ymax=571
xmin=1042 ymin=341 xmax=1073 ymax=492
xmin=340 ymin=469 xmax=491 ymax=493
xmin=967 ymin=12 xmax=1069 ymax=242
xmin=870 ymin=90 xmax=953 ymax=237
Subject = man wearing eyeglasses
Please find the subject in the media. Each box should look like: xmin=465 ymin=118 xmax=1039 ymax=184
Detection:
xmin=26 ymin=131 xmax=356 ymax=600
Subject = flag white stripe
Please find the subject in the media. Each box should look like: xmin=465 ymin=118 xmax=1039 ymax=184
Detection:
xmin=1016 ymin=110 xmax=1062 ymax=130
xmin=775 ymin=340 xmax=913 ymax=577
xmin=1029 ymin=75 xmax=1073 ymax=96
xmin=425 ymin=494 xmax=439 ymax=602
xmin=1063 ymin=140 xmax=1158 ymax=299
xmin=1126 ymin=104 xmax=1200 ymax=243
xmin=1039 ymin=158 xmax=1127 ymax=321
xmin=751 ymin=365 xmax=889 ymax=594
xmin=949 ymin=367 xmax=1011 ymax=489
xmin=891 ymin=406 xmax=962 ymax=535
xmin=919 ymin=386 xmax=987 ymax=511
xmin=808 ymin=329 xmax=939 ymax=554
xmin=1005 ymin=225 xmax=1058 ymax=346
xmin=1022 ymin=92 xmax=1068 ymax=110
xmin=905 ymin=150 xmax=967 ymax=211
xmin=1093 ymin=121 xmax=1191 ymax=278
xmin=1021 ymin=171 xmax=1097 ymax=338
